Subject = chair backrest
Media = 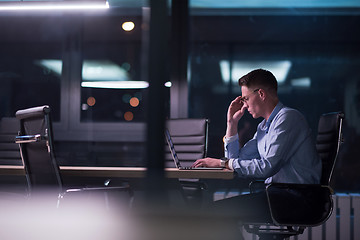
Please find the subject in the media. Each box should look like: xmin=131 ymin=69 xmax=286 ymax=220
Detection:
xmin=15 ymin=105 xmax=63 ymax=194
xmin=0 ymin=117 xmax=22 ymax=165
xmin=316 ymin=112 xmax=344 ymax=186
xmin=245 ymin=112 xmax=345 ymax=238
xmin=165 ymin=119 xmax=209 ymax=168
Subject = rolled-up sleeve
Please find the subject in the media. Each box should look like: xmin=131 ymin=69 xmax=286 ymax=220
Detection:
xmin=224 ymin=133 xmax=261 ymax=173
xmin=224 ymin=108 xmax=321 ymax=184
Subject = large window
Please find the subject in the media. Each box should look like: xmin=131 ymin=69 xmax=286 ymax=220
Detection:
xmin=188 ymin=8 xmax=360 ymax=191
xmin=0 ymin=16 xmax=63 ymax=121
xmin=0 ymin=8 xmax=153 ymax=167
xmin=2 ymin=2 xmax=360 ymax=189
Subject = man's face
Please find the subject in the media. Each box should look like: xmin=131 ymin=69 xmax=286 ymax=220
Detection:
xmin=240 ymin=86 xmax=262 ymax=119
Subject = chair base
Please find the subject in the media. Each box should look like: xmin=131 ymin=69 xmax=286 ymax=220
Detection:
xmin=244 ymin=224 xmax=305 ymax=240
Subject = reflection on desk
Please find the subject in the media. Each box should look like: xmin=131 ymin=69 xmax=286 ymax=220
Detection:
xmin=0 ymin=165 xmax=234 ymax=179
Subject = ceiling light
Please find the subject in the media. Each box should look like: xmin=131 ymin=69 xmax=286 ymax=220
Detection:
xmin=122 ymin=21 xmax=135 ymax=32
xmin=81 ymin=81 xmax=149 ymax=89
xmin=291 ymin=77 xmax=311 ymax=88
xmin=82 ymin=60 xmax=129 ymax=81
xmin=81 ymin=81 xmax=173 ymax=89
xmin=0 ymin=1 xmax=109 ymax=11
xmin=220 ymin=60 xmax=292 ymax=84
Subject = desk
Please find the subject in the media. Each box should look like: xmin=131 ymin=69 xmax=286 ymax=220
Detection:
xmin=0 ymin=165 xmax=234 ymax=179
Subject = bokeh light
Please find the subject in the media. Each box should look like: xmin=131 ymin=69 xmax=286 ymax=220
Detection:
xmin=122 ymin=21 xmax=135 ymax=32
xmin=122 ymin=94 xmax=132 ymax=103
xmin=124 ymin=111 xmax=134 ymax=121
xmin=129 ymin=97 xmax=139 ymax=107
xmin=87 ymin=96 xmax=96 ymax=106
xmin=122 ymin=62 xmax=131 ymax=71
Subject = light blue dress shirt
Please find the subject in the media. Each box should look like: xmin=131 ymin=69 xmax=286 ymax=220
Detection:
xmin=224 ymin=102 xmax=321 ymax=184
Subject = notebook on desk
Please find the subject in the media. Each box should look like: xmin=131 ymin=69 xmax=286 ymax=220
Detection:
xmin=164 ymin=128 xmax=224 ymax=170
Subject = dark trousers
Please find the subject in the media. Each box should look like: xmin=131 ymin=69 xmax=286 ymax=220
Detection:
xmin=207 ymin=190 xmax=273 ymax=223
xmin=208 ymin=185 xmax=330 ymax=225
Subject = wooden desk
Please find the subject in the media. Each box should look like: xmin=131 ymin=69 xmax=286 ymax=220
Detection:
xmin=0 ymin=165 xmax=234 ymax=179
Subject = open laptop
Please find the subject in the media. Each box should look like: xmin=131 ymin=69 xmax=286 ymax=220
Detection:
xmin=164 ymin=128 xmax=224 ymax=170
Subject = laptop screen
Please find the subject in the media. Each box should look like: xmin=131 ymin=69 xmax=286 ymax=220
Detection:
xmin=164 ymin=128 xmax=181 ymax=168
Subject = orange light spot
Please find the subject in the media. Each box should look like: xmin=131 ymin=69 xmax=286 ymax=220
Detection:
xmin=87 ymin=97 xmax=96 ymax=106
xmin=124 ymin=111 xmax=134 ymax=121
xmin=129 ymin=97 xmax=139 ymax=107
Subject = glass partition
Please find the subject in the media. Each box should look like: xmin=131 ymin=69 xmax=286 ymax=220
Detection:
xmin=0 ymin=28 xmax=62 ymax=121
xmin=188 ymin=2 xmax=360 ymax=191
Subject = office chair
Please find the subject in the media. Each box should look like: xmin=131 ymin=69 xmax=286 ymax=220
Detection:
xmin=165 ymin=118 xmax=209 ymax=207
xmin=15 ymin=105 xmax=133 ymax=208
xmin=244 ymin=112 xmax=345 ymax=240
xmin=0 ymin=117 xmax=22 ymax=166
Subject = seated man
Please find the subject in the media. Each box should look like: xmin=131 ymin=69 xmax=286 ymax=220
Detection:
xmin=192 ymin=68 xmax=321 ymax=222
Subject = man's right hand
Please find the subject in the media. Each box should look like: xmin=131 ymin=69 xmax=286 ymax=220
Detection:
xmin=226 ymin=96 xmax=247 ymax=137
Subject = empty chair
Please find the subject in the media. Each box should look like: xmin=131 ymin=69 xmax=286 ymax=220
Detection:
xmin=165 ymin=118 xmax=209 ymax=206
xmin=165 ymin=118 xmax=209 ymax=168
xmin=15 ymin=105 xmax=133 ymax=208
xmin=0 ymin=117 xmax=22 ymax=165
xmin=0 ymin=117 xmax=26 ymax=194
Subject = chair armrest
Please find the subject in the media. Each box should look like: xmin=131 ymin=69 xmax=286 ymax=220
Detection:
xmin=15 ymin=134 xmax=46 ymax=143
xmin=66 ymin=185 xmax=133 ymax=195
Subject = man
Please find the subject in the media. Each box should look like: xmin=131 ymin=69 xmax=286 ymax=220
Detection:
xmin=192 ymin=69 xmax=321 ymax=221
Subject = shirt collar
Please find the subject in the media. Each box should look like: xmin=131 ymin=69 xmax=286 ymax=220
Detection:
xmin=265 ymin=102 xmax=284 ymax=132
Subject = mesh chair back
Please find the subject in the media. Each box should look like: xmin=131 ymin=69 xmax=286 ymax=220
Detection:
xmin=15 ymin=106 xmax=62 ymax=193
xmin=316 ymin=112 xmax=344 ymax=186
xmin=165 ymin=119 xmax=209 ymax=168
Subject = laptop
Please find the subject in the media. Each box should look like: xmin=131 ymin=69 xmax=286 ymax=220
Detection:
xmin=164 ymin=128 xmax=224 ymax=170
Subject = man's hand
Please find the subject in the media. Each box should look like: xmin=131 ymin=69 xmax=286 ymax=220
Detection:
xmin=191 ymin=157 xmax=221 ymax=168
xmin=227 ymin=96 xmax=246 ymax=124
xmin=226 ymin=96 xmax=247 ymax=137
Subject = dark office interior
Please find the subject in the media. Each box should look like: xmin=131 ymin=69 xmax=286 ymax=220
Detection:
xmin=0 ymin=1 xmax=360 ymax=239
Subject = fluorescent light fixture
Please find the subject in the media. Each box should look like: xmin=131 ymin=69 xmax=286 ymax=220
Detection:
xmin=36 ymin=59 xmax=172 ymax=89
xmin=82 ymin=60 xmax=130 ymax=81
xmin=219 ymin=60 xmax=230 ymax=83
xmin=36 ymin=59 xmax=130 ymax=81
xmin=0 ymin=1 xmax=109 ymax=11
xmin=81 ymin=81 xmax=173 ymax=89
xmin=219 ymin=60 xmax=292 ymax=85
xmin=81 ymin=81 xmax=149 ymax=89
xmin=291 ymin=77 xmax=311 ymax=88
xmin=35 ymin=59 xmax=62 ymax=76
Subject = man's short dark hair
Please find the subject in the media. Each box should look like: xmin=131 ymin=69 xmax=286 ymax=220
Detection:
xmin=238 ymin=69 xmax=278 ymax=93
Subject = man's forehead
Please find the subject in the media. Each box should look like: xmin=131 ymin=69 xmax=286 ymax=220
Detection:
xmin=240 ymin=86 xmax=251 ymax=95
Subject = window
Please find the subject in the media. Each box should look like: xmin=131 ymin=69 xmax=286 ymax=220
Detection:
xmin=81 ymin=42 xmax=146 ymax=122
xmin=188 ymin=6 xmax=360 ymax=191
xmin=0 ymin=16 xmax=63 ymax=121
